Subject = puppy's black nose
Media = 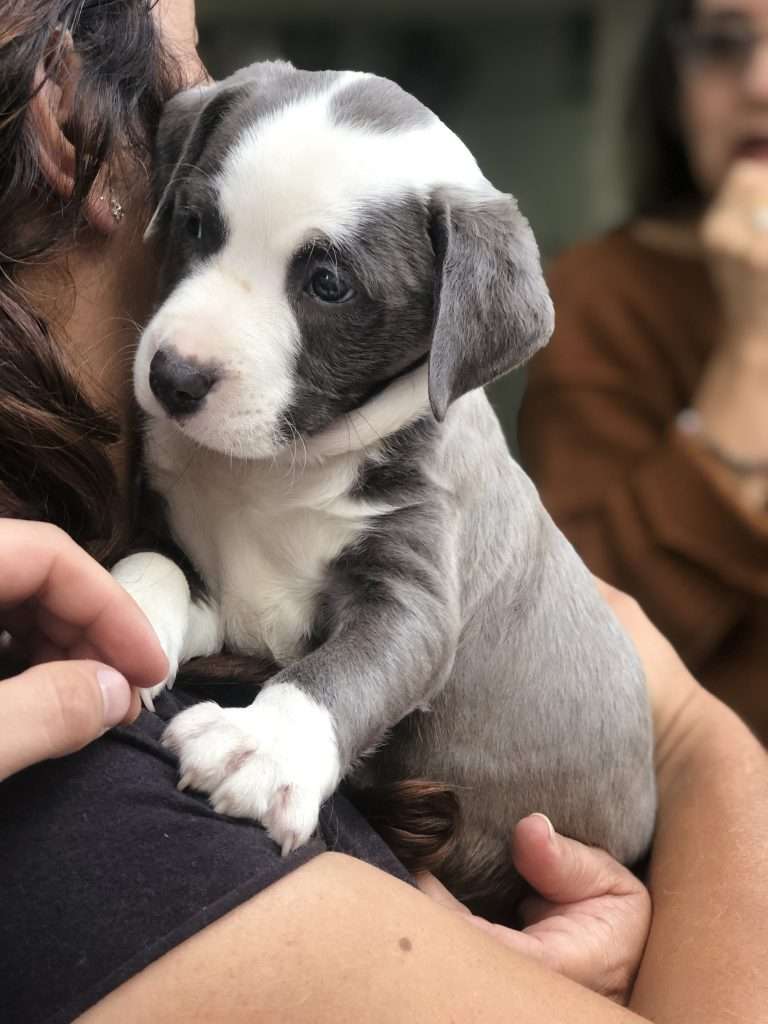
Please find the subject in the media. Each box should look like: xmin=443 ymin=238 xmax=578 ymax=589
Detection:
xmin=149 ymin=348 xmax=218 ymax=418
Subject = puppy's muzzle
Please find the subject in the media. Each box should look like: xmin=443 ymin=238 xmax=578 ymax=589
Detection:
xmin=149 ymin=348 xmax=220 ymax=418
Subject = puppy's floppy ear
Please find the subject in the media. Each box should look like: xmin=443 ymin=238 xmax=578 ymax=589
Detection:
xmin=145 ymin=82 xmax=244 ymax=239
xmin=427 ymin=188 xmax=555 ymax=422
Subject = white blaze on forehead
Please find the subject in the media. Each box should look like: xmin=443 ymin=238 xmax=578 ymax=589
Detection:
xmin=216 ymin=73 xmax=489 ymax=260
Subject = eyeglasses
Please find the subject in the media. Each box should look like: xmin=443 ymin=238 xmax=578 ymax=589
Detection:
xmin=671 ymin=21 xmax=768 ymax=73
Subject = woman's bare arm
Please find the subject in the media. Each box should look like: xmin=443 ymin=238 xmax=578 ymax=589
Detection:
xmin=80 ymin=851 xmax=642 ymax=1024
xmin=602 ymin=584 xmax=768 ymax=1021
xmin=630 ymin=692 xmax=768 ymax=1021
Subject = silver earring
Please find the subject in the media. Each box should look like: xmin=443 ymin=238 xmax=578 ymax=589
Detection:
xmin=99 ymin=193 xmax=125 ymax=224
xmin=109 ymin=196 xmax=125 ymax=223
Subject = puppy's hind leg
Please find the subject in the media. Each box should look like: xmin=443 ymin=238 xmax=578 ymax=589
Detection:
xmin=111 ymin=552 xmax=222 ymax=710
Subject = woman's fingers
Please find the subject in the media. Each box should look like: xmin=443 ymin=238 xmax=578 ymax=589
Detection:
xmin=512 ymin=815 xmax=651 ymax=1002
xmin=0 ymin=660 xmax=140 ymax=781
xmin=0 ymin=522 xmax=162 ymax=781
xmin=0 ymin=521 xmax=167 ymax=687
xmin=418 ymin=815 xmax=650 ymax=1004
xmin=512 ymin=813 xmax=640 ymax=904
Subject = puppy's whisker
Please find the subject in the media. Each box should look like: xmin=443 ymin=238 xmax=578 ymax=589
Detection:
xmin=342 ymin=413 xmax=355 ymax=457
xmin=286 ymin=423 xmax=299 ymax=482
xmin=294 ymin=423 xmax=309 ymax=476
xmin=282 ymin=417 xmax=307 ymax=482
xmin=351 ymin=410 xmax=385 ymax=456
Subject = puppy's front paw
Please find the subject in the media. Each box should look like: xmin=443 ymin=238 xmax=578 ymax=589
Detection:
xmin=111 ymin=552 xmax=185 ymax=710
xmin=162 ymin=684 xmax=341 ymax=855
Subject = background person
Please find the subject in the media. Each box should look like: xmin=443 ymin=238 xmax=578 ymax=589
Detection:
xmin=520 ymin=0 xmax=768 ymax=744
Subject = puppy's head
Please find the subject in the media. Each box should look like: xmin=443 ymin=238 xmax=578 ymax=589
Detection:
xmin=136 ymin=61 xmax=554 ymax=458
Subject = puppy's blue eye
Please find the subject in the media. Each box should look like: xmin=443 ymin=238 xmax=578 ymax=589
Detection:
xmin=186 ymin=212 xmax=203 ymax=241
xmin=308 ymin=267 xmax=353 ymax=304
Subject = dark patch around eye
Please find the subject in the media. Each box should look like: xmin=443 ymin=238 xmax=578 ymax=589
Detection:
xmin=176 ymin=199 xmax=227 ymax=258
xmin=158 ymin=194 xmax=228 ymax=295
xmin=279 ymin=195 xmax=435 ymax=440
xmin=293 ymin=236 xmax=340 ymax=265
xmin=185 ymin=210 xmax=203 ymax=240
xmin=290 ymin=239 xmax=357 ymax=304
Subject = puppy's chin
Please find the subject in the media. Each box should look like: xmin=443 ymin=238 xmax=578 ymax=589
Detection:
xmin=176 ymin=417 xmax=284 ymax=461
xmin=136 ymin=398 xmax=282 ymax=463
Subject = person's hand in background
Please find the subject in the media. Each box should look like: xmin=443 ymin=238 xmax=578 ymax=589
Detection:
xmin=0 ymin=520 xmax=168 ymax=781
xmin=703 ymin=160 xmax=768 ymax=348
xmin=694 ymin=160 xmax=768 ymax=485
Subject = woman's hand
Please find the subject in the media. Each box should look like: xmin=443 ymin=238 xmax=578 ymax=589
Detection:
xmin=417 ymin=814 xmax=650 ymax=1005
xmin=696 ymin=160 xmax=768 ymax=470
xmin=702 ymin=160 xmax=768 ymax=348
xmin=0 ymin=520 xmax=168 ymax=781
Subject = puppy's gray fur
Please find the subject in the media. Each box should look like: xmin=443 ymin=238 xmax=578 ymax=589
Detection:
xmin=114 ymin=63 xmax=655 ymax=910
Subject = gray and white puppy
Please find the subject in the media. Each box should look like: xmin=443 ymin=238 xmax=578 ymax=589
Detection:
xmin=113 ymin=61 xmax=655 ymax=909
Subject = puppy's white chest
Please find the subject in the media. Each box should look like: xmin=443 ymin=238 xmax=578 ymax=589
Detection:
xmin=213 ymin=505 xmax=360 ymax=662
xmin=148 ymin=427 xmax=379 ymax=664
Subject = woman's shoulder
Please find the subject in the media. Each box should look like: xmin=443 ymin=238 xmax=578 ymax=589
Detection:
xmin=547 ymin=220 xmax=709 ymax=300
xmin=533 ymin=220 xmax=717 ymax=382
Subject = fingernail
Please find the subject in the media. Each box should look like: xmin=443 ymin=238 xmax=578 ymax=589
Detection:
xmin=530 ymin=813 xmax=556 ymax=842
xmin=97 ymin=668 xmax=131 ymax=728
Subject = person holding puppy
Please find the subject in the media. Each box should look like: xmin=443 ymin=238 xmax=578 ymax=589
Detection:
xmin=0 ymin=2 xmax=766 ymax=1022
xmin=520 ymin=0 xmax=768 ymax=744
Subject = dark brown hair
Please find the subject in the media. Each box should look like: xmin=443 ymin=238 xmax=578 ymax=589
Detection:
xmin=625 ymin=0 xmax=703 ymax=219
xmin=0 ymin=0 xmax=180 ymax=561
xmin=351 ymin=779 xmax=460 ymax=874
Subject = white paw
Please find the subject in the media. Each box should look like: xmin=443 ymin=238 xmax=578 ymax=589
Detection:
xmin=111 ymin=551 xmax=188 ymax=710
xmin=162 ymin=684 xmax=341 ymax=855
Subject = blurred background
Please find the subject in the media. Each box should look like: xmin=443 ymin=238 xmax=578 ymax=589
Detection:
xmin=196 ymin=0 xmax=654 ymax=444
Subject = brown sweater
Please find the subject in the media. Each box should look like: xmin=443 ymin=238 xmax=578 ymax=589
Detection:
xmin=519 ymin=226 xmax=768 ymax=744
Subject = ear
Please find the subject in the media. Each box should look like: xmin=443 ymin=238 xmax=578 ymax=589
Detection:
xmin=29 ymin=31 xmax=121 ymax=236
xmin=144 ymin=82 xmax=244 ymax=239
xmin=427 ymin=188 xmax=555 ymax=422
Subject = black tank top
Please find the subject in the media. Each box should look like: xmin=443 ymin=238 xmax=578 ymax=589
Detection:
xmin=0 ymin=688 xmax=409 ymax=1024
